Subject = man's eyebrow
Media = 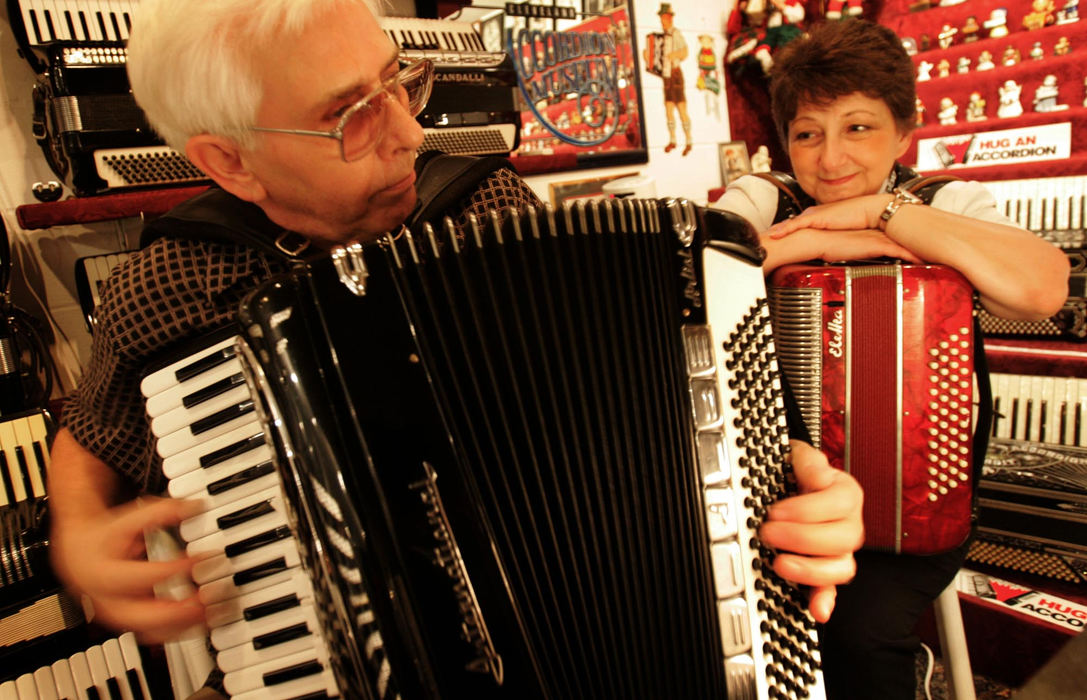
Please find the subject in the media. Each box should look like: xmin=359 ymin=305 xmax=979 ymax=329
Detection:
xmin=323 ymin=48 xmax=401 ymax=104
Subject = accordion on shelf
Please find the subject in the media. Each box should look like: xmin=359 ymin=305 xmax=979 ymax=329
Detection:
xmin=769 ymin=262 xmax=978 ymax=555
xmin=144 ymin=199 xmax=826 ymax=699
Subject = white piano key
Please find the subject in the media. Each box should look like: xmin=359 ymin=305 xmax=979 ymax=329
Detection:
xmin=13 ymin=414 xmax=48 ymax=497
xmin=186 ymin=507 xmax=290 ymax=559
xmin=155 ymin=401 xmax=259 ymax=459
xmin=141 ymin=336 xmax=238 ymax=398
xmin=33 ymin=667 xmax=59 ymax=700
xmin=173 ymin=470 xmax=280 ymax=516
xmin=15 ymin=673 xmax=39 ymax=700
xmin=1026 ymin=375 xmax=1044 ymax=442
xmin=218 ymin=632 xmax=319 ymax=675
xmin=151 ymin=381 xmax=255 ymax=439
xmin=193 ymin=535 xmax=300 ymax=585
xmin=163 ymin=421 xmax=267 ymax=480
xmin=167 ymin=446 xmax=274 ymax=500
xmin=84 ymin=646 xmax=112 ymax=700
xmin=230 ymin=668 xmax=339 ymax=700
xmin=118 ymin=633 xmax=151 ymax=700
xmin=102 ymin=640 xmax=132 ymax=700
xmin=0 ymin=681 xmax=16 ymax=700
xmin=67 ymin=653 xmax=94 ymax=700
xmin=205 ymin=569 xmax=314 ymax=629
xmin=180 ymin=485 xmax=280 ymax=542
xmin=50 ymin=659 xmax=77 ymax=700
xmin=198 ymin=555 xmax=302 ymax=606
xmin=0 ymin=419 xmax=31 ymax=504
xmin=145 ymin=357 xmax=245 ymax=419
xmin=223 ymin=646 xmax=331 ymax=696
xmin=1040 ymin=375 xmax=1058 ymax=444
xmin=212 ymin=600 xmax=317 ymax=651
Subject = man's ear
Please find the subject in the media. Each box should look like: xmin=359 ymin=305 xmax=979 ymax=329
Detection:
xmin=186 ymin=134 xmax=267 ymax=202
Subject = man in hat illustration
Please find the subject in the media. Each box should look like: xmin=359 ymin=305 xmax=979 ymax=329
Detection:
xmin=644 ymin=3 xmax=693 ymax=154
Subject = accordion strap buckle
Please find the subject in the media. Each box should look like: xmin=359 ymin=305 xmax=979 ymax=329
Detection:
xmin=331 ymin=243 xmax=369 ymax=296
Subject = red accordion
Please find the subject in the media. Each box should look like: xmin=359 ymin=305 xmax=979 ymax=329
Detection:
xmin=645 ymin=32 xmax=665 ymax=76
xmin=769 ymin=262 xmax=976 ymax=555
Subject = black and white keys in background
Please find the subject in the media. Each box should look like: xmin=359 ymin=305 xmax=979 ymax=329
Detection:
xmin=0 ymin=632 xmax=151 ymax=700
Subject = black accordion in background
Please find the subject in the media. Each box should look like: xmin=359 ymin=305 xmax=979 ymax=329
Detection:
xmin=184 ymin=199 xmax=823 ymax=699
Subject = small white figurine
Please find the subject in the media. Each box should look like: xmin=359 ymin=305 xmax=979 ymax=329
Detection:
xmin=937 ymin=58 xmax=951 ymax=77
xmin=1034 ymin=74 xmax=1070 ymax=111
xmin=917 ymin=60 xmax=934 ymax=81
xmin=1054 ymin=36 xmax=1072 ymax=54
xmin=966 ymin=91 xmax=987 ymax=121
xmin=938 ymin=24 xmax=958 ymax=48
xmin=1058 ymin=0 xmax=1079 ymax=22
xmin=938 ymin=97 xmax=958 ymax=125
xmin=956 ymin=56 xmax=971 ymax=73
xmin=750 ymin=144 xmax=772 ymax=173
xmin=1030 ymin=40 xmax=1045 ymax=59
xmin=976 ymin=49 xmax=996 ymax=70
xmin=984 ymin=7 xmax=1010 ymax=37
xmin=998 ymin=79 xmax=1024 ymax=118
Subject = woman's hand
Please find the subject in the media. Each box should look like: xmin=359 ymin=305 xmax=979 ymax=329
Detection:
xmin=759 ymin=440 xmax=865 ymax=623
xmin=761 ymin=227 xmax=921 ymax=273
xmin=766 ymin=194 xmax=893 ymax=239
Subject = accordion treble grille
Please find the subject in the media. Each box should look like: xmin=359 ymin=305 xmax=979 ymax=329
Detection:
xmin=392 ymin=216 xmax=722 ymax=697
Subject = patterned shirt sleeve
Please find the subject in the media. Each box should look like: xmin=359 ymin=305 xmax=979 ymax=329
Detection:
xmin=61 ymin=237 xmax=285 ymax=493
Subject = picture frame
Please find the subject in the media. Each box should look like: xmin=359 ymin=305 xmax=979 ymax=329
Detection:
xmin=719 ymin=141 xmax=752 ymax=186
xmin=548 ymin=172 xmax=639 ymax=207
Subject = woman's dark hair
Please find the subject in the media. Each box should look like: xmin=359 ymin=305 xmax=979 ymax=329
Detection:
xmin=769 ymin=19 xmax=916 ymax=146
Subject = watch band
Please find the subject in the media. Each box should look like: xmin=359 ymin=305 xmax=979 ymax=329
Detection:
xmin=879 ymin=187 xmax=923 ymax=230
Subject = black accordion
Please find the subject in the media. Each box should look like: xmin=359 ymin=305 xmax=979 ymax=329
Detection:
xmin=151 ymin=199 xmax=825 ymax=699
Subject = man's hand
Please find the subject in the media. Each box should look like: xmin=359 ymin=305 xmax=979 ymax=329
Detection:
xmin=758 ymin=440 xmax=864 ymax=623
xmin=51 ymin=495 xmax=206 ymax=643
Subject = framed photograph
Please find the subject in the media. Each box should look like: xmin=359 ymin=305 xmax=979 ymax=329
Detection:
xmin=719 ymin=141 xmax=752 ymax=186
xmin=548 ymin=172 xmax=639 ymax=207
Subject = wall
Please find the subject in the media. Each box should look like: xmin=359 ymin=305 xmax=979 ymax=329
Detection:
xmin=0 ymin=0 xmax=739 ymax=402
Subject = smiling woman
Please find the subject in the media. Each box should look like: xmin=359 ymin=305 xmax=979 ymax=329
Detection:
xmin=714 ymin=17 xmax=1070 ymax=700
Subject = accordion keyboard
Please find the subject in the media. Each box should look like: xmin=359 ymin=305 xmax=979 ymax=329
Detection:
xmin=0 ymin=633 xmax=150 ymax=700
xmin=990 ymin=372 xmax=1087 ymax=446
xmin=141 ymin=336 xmax=344 ymax=700
xmin=0 ymin=413 xmax=50 ymax=509
xmin=15 ymin=0 xmax=137 ymax=45
xmin=380 ymin=16 xmax=499 ymax=65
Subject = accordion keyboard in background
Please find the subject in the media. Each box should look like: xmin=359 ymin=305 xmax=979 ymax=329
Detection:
xmin=9 ymin=0 xmax=209 ymax=198
xmin=974 ymin=370 xmax=1087 ymax=584
xmin=0 ymin=410 xmax=94 ymax=689
xmin=147 ymin=199 xmax=825 ymax=699
xmin=74 ymin=250 xmax=136 ymax=331
xmin=380 ymin=17 xmax=520 ymax=156
xmin=0 ymin=632 xmax=151 ymax=700
xmin=981 ymin=175 xmax=1087 ymax=340
xmin=768 ymin=262 xmax=977 ymax=555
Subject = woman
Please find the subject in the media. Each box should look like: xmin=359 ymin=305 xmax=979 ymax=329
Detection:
xmin=717 ymin=18 xmax=1069 ymax=700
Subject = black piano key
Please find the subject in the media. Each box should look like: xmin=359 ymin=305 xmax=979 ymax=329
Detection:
xmin=233 ymin=556 xmax=289 ymax=586
xmin=263 ymin=659 xmax=323 ymax=686
xmin=1076 ymin=403 xmax=1082 ymax=447
xmin=190 ymin=399 xmax=255 ymax=435
xmin=1024 ymin=399 xmax=1033 ymax=441
xmin=31 ymin=440 xmax=48 ymax=492
xmin=0 ymin=452 xmax=15 ymax=504
xmin=106 ymin=676 xmax=123 ymax=700
xmin=217 ymin=498 xmax=277 ymax=531
xmin=223 ymin=525 xmax=292 ymax=559
xmin=125 ymin=668 xmax=147 ymax=700
xmin=1040 ymin=400 xmax=1048 ymax=443
xmin=87 ymin=685 xmax=102 ymax=700
xmin=1010 ymin=398 xmax=1020 ymax=439
xmin=175 ymin=347 xmax=237 ymax=383
xmin=64 ymin=11 xmax=78 ymax=40
xmin=123 ymin=12 xmax=132 ymax=32
xmin=253 ymin=621 xmax=311 ymax=650
xmin=207 ymin=460 xmax=275 ymax=496
xmin=991 ymin=397 xmax=1001 ymax=437
xmin=43 ymin=10 xmax=57 ymax=41
xmin=245 ymin=593 xmax=302 ymax=621
xmin=27 ymin=10 xmax=44 ymax=44
xmin=96 ymin=12 xmax=109 ymax=41
xmin=291 ymin=693 xmax=332 ymax=700
xmin=182 ymin=372 xmax=247 ymax=409
xmin=15 ymin=446 xmax=34 ymax=500
xmin=110 ymin=14 xmax=123 ymax=40
xmin=78 ymin=11 xmax=92 ymax=41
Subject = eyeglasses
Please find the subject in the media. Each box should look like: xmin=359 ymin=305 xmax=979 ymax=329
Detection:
xmin=250 ymin=58 xmax=434 ymax=162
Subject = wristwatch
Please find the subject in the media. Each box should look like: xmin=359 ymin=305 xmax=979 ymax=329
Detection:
xmin=879 ymin=187 xmax=923 ymax=230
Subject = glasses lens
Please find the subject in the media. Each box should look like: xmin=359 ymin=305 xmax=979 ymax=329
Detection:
xmin=340 ymin=60 xmax=434 ymax=162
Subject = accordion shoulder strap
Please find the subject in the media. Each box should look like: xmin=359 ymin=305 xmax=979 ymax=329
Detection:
xmin=753 ymin=171 xmax=812 ymax=223
xmin=407 ymin=151 xmax=514 ymax=230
